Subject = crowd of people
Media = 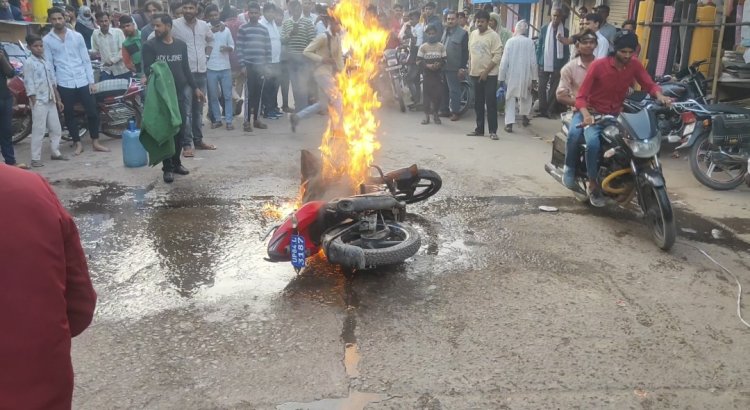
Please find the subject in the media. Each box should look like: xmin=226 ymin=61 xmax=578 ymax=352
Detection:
xmin=0 ymin=0 xmax=668 ymax=193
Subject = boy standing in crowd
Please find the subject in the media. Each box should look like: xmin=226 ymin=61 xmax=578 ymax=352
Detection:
xmin=417 ymin=24 xmax=446 ymax=125
xmin=23 ymin=34 xmax=67 ymax=168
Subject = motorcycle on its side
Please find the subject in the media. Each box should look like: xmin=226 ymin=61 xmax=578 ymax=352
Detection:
xmin=673 ymin=99 xmax=750 ymax=190
xmin=545 ymin=100 xmax=677 ymax=250
xmin=265 ymin=164 xmax=442 ymax=271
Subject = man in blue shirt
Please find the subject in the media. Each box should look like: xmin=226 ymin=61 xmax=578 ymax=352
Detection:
xmin=43 ymin=7 xmax=109 ymax=155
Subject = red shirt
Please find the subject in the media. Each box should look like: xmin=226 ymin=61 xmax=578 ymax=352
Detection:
xmin=575 ymin=56 xmax=661 ymax=115
xmin=0 ymin=165 xmax=96 ymax=410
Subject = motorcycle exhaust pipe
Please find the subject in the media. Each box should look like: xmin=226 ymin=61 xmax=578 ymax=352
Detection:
xmin=544 ymin=163 xmax=564 ymax=185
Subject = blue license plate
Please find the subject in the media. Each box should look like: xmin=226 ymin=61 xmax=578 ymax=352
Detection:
xmin=290 ymin=234 xmax=306 ymax=269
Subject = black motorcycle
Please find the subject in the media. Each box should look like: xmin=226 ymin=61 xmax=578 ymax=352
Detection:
xmin=636 ymin=60 xmax=710 ymax=143
xmin=545 ymin=101 xmax=677 ymax=250
xmin=673 ymin=99 xmax=750 ymax=190
xmin=382 ymin=47 xmax=407 ymax=113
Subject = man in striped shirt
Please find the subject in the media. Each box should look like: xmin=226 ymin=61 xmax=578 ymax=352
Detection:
xmin=236 ymin=1 xmax=271 ymax=132
xmin=281 ymin=0 xmax=315 ymax=114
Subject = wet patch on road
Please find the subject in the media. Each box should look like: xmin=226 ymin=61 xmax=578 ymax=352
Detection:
xmin=62 ymin=180 xmax=750 ymax=320
xmin=62 ymin=181 xmax=750 ymax=407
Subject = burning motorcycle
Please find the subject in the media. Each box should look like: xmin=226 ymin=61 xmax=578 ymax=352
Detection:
xmin=545 ymin=100 xmax=677 ymax=250
xmin=265 ymin=164 xmax=442 ymax=271
xmin=673 ymin=99 xmax=750 ymax=190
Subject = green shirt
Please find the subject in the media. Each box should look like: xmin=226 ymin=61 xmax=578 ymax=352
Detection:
xmin=123 ymin=31 xmax=142 ymax=72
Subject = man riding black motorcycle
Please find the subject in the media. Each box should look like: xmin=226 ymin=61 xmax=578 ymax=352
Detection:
xmin=571 ymin=31 xmax=671 ymax=207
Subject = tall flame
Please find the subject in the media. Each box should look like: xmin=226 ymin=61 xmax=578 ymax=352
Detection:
xmin=320 ymin=0 xmax=389 ymax=188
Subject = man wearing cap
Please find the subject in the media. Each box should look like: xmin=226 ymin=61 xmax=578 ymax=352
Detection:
xmin=574 ymin=32 xmax=671 ymax=207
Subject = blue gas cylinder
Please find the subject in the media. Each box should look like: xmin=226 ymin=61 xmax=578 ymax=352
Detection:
xmin=122 ymin=119 xmax=148 ymax=168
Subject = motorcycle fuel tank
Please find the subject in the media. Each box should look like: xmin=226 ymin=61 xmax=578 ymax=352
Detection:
xmin=661 ymin=82 xmax=688 ymax=99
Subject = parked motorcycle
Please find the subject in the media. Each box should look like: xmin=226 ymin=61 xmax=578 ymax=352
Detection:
xmin=11 ymin=75 xmax=143 ymax=144
xmin=265 ymin=164 xmax=442 ymax=271
xmin=382 ymin=47 xmax=407 ymax=113
xmin=545 ymin=101 xmax=677 ymax=250
xmin=672 ymin=99 xmax=750 ymax=190
xmin=638 ymin=60 xmax=710 ymax=143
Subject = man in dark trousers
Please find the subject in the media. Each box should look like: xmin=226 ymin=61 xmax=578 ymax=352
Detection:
xmin=142 ymin=13 xmax=205 ymax=183
xmin=440 ymin=9 xmax=468 ymax=121
xmin=44 ymin=7 xmax=110 ymax=155
xmin=0 ymin=164 xmax=97 ymax=410
xmin=236 ymin=1 xmax=271 ymax=132
xmin=535 ymin=8 xmax=569 ymax=119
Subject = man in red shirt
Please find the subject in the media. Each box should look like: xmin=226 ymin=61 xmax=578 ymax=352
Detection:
xmin=0 ymin=164 xmax=97 ymax=409
xmin=574 ymin=31 xmax=670 ymax=207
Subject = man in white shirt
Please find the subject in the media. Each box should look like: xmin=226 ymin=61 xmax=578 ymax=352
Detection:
xmin=260 ymin=2 xmax=283 ymax=118
xmin=44 ymin=7 xmax=110 ymax=155
xmin=92 ymin=11 xmax=130 ymax=80
xmin=399 ymin=9 xmax=423 ymax=106
xmin=583 ymin=13 xmax=609 ymax=59
xmin=205 ymin=4 xmax=235 ymax=130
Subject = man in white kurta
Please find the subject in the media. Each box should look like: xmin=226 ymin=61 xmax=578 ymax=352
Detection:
xmin=498 ymin=20 xmax=537 ymax=132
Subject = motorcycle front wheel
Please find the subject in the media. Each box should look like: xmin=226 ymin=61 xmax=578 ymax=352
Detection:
xmin=642 ymin=184 xmax=676 ymax=251
xmin=326 ymin=221 xmax=421 ymax=268
xmin=689 ymin=133 xmax=747 ymax=190
xmin=391 ymin=74 xmax=406 ymax=113
xmin=394 ymin=169 xmax=442 ymax=204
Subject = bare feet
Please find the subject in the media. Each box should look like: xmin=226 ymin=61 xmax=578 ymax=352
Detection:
xmin=93 ymin=141 xmax=110 ymax=152
xmin=73 ymin=142 xmax=84 ymax=156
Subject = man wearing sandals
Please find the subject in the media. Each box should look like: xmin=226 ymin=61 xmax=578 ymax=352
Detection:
xmin=466 ymin=10 xmax=502 ymax=140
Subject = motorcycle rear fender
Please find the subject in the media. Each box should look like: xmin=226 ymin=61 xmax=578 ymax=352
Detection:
xmin=321 ymin=224 xmax=366 ymax=269
xmin=675 ymin=121 xmax=708 ymax=150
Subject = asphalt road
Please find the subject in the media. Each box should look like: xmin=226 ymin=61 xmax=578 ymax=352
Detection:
xmin=15 ymin=104 xmax=750 ymax=409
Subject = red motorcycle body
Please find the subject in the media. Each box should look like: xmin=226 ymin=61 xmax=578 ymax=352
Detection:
xmin=266 ymin=201 xmax=327 ymax=261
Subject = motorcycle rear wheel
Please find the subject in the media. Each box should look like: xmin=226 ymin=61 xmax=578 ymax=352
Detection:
xmin=642 ymin=185 xmax=676 ymax=251
xmin=458 ymin=81 xmax=471 ymax=115
xmin=12 ymin=114 xmax=32 ymax=144
xmin=327 ymin=221 xmax=421 ymax=268
xmin=689 ymin=134 xmax=747 ymax=190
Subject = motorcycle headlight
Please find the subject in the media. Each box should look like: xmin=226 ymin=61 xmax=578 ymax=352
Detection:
xmin=624 ymin=136 xmax=661 ymax=158
xmin=602 ymin=125 xmax=621 ymax=140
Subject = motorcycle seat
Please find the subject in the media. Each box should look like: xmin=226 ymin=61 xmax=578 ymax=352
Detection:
xmin=703 ymin=104 xmax=750 ymax=115
xmin=93 ymin=79 xmax=130 ymax=96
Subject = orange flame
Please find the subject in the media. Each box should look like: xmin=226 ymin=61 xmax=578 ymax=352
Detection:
xmin=320 ymin=0 xmax=389 ymax=189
